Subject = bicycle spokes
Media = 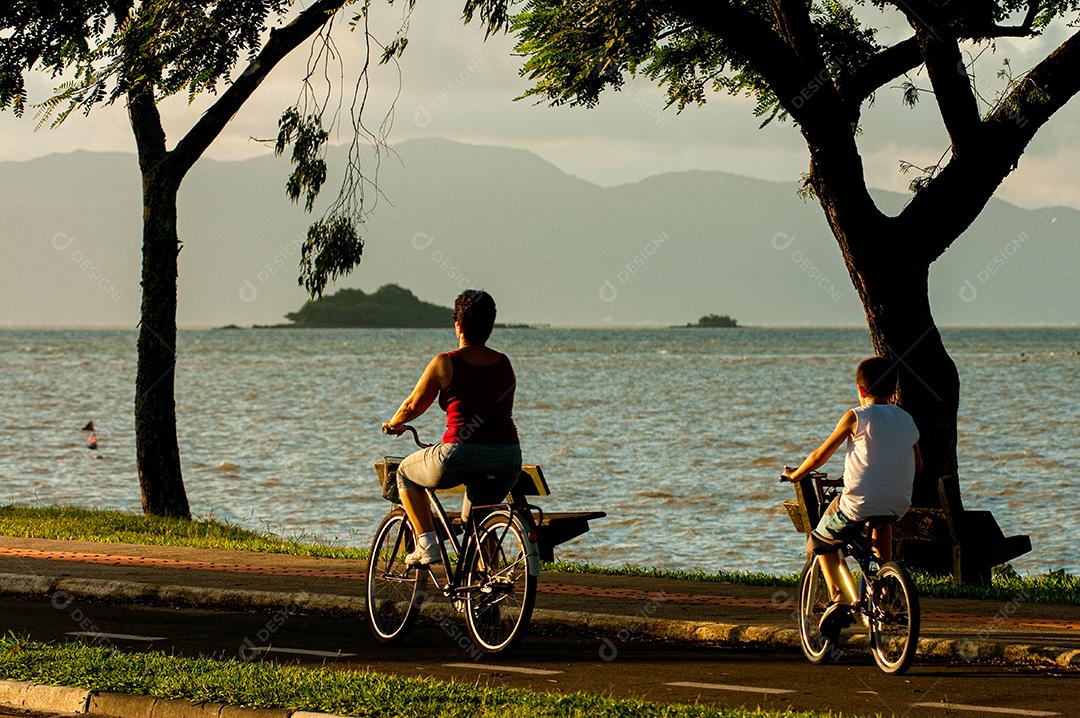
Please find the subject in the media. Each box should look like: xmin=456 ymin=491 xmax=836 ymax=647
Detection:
xmin=464 ymin=514 xmax=537 ymax=653
xmin=868 ymin=562 xmax=919 ymax=674
xmin=798 ymin=557 xmax=837 ymax=663
xmin=366 ymin=514 xmax=425 ymax=642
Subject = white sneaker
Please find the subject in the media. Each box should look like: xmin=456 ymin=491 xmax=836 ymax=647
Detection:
xmin=405 ymin=544 xmax=442 ymax=566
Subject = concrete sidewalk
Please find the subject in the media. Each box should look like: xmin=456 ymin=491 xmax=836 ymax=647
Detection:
xmin=1 ymin=536 xmax=1077 ymax=667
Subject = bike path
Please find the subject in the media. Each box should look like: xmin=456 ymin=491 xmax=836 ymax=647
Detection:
xmin=0 ymin=536 xmax=1077 ymax=651
xmin=4 ymin=595 xmax=1077 ymax=718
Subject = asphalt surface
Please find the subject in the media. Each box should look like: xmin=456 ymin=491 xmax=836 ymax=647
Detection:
xmin=3 ymin=595 xmax=1077 ymax=718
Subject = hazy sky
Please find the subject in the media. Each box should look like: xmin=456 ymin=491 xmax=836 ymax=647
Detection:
xmin=2 ymin=3 xmax=1080 ymax=210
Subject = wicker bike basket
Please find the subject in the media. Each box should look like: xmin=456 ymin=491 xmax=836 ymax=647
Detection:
xmin=375 ymin=458 xmax=403 ymax=504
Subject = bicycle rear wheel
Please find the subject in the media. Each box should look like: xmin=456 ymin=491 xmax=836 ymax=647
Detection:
xmin=464 ymin=511 xmax=538 ymax=654
xmin=798 ymin=556 xmax=838 ymax=664
xmin=366 ymin=512 xmax=426 ymax=643
xmin=869 ymin=561 xmax=919 ymax=674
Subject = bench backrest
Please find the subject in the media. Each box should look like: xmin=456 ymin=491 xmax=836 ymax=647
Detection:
xmin=434 ymin=464 xmax=549 ymax=497
xmin=376 ymin=460 xmax=550 ymax=498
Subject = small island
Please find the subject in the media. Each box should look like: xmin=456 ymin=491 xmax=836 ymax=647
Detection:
xmin=286 ymin=284 xmax=452 ymax=328
xmin=684 ymin=313 xmax=739 ymax=328
xmin=276 ymin=284 xmax=535 ymax=329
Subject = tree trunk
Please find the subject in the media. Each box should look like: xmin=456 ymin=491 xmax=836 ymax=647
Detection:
xmin=134 ymin=171 xmax=190 ymax=518
xmin=819 ymin=197 xmax=1031 ymax=582
xmin=824 ymin=208 xmax=961 ymax=505
xmin=858 ymin=259 xmax=960 ymax=504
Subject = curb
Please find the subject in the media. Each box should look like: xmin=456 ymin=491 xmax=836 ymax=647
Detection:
xmin=528 ymin=609 xmax=1080 ymax=669
xmin=2 ymin=572 xmax=1077 ymax=670
xmin=0 ymin=573 xmax=363 ymax=615
xmin=0 ymin=681 xmax=337 ymax=718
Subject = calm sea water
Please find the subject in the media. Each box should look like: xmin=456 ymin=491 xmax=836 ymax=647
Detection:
xmin=1 ymin=327 xmax=1076 ymax=576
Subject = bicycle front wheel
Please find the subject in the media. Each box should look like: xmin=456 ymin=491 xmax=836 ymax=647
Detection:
xmin=365 ymin=512 xmax=426 ymax=643
xmin=869 ymin=561 xmax=919 ymax=674
xmin=798 ymin=556 xmax=838 ymax=664
xmin=464 ymin=511 xmax=538 ymax=654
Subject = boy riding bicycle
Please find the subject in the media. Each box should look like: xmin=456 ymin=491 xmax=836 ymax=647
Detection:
xmin=782 ymin=356 xmax=922 ymax=636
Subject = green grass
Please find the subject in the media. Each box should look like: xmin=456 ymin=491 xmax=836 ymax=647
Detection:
xmin=545 ymin=560 xmax=800 ymax=588
xmin=0 ymin=635 xmax=866 ymax=718
xmin=0 ymin=505 xmax=368 ymax=560
xmin=548 ymin=559 xmax=1080 ymax=606
xmin=2 ymin=505 xmax=1077 ymax=605
xmin=911 ymin=563 xmax=1080 ymax=605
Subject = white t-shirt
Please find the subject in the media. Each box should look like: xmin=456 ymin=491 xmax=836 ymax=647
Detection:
xmin=839 ymin=403 xmax=920 ymax=521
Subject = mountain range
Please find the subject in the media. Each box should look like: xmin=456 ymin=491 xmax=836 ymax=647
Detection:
xmin=2 ymin=137 xmax=1076 ymax=327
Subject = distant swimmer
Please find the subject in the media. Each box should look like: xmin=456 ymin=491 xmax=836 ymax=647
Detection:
xmin=1020 ymin=352 xmax=1028 ymax=363
xmin=83 ymin=421 xmax=98 ymax=450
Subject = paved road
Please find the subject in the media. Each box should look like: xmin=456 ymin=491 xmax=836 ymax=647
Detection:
xmin=3 ymin=596 xmax=1076 ymax=718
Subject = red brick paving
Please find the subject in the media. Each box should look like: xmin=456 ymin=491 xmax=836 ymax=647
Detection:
xmin=3 ymin=546 xmax=1078 ymax=631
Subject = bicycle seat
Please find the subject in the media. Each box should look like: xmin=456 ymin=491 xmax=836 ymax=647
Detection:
xmin=862 ymin=515 xmax=900 ymax=528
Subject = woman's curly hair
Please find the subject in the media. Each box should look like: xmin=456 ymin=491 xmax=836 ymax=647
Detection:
xmin=454 ymin=290 xmax=497 ymax=344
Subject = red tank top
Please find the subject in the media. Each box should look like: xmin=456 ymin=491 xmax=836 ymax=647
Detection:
xmin=439 ymin=350 xmax=519 ymax=445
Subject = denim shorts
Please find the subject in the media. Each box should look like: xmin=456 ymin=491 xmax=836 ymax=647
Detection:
xmin=808 ymin=496 xmax=864 ymax=554
xmin=396 ymin=442 xmax=522 ymax=506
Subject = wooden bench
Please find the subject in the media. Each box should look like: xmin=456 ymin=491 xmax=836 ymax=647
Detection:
xmin=375 ymin=461 xmax=605 ymax=563
xmin=783 ymin=474 xmax=1030 ymax=584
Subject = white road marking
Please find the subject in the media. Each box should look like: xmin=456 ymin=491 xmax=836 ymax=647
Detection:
xmin=857 ymin=690 xmax=878 ymax=694
xmin=666 ymin=681 xmax=796 ymax=695
xmin=444 ymin=662 xmax=563 ymax=676
xmin=255 ymin=647 xmax=356 ymax=658
xmin=66 ymin=632 xmax=164 ymax=642
xmin=912 ymin=703 xmax=1059 ymax=717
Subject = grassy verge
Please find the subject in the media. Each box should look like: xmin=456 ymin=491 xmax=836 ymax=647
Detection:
xmin=3 ymin=505 xmax=1077 ymax=605
xmin=0 ymin=635 xmax=859 ymax=718
xmin=547 ymin=559 xmax=1080 ymax=605
xmin=546 ymin=561 xmax=800 ymax=588
xmin=0 ymin=506 xmax=367 ymax=560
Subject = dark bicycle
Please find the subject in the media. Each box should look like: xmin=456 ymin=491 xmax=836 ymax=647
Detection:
xmin=366 ymin=425 xmax=540 ymax=654
xmin=783 ymin=471 xmax=921 ymax=674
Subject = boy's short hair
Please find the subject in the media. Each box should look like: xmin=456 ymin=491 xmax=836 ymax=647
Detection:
xmin=453 ymin=290 xmax=497 ymax=344
xmin=856 ymin=356 xmax=898 ymax=399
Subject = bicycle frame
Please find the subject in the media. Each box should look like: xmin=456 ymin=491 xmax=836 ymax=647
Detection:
xmin=787 ymin=469 xmax=920 ymax=674
xmin=796 ymin=472 xmax=885 ymax=617
xmin=423 ymin=489 xmax=531 ymax=597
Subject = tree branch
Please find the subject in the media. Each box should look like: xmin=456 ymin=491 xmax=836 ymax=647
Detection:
xmin=837 ymin=1 xmax=1042 ymax=107
xmin=838 ymin=36 xmax=922 ymax=105
xmin=887 ymin=1 xmax=982 ymax=155
xmin=167 ymin=0 xmax=348 ymax=180
xmin=666 ymin=0 xmax=824 ymax=121
xmin=115 ymin=1 xmax=167 ymax=176
xmin=913 ymin=24 xmax=982 ymax=155
xmin=900 ymin=26 xmax=1080 ymax=262
xmin=127 ymin=87 xmax=169 ymax=174
xmin=966 ymin=0 xmax=1041 ymax=39
xmin=765 ymin=0 xmax=827 ymax=73
xmin=670 ymin=0 xmax=886 ymax=245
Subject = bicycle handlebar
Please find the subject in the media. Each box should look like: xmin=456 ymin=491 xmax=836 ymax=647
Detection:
xmin=778 ymin=468 xmax=828 ymax=483
xmin=383 ymin=423 xmax=433 ymax=449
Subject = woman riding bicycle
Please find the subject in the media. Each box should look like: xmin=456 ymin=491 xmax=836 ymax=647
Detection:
xmin=382 ymin=289 xmax=522 ymax=567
